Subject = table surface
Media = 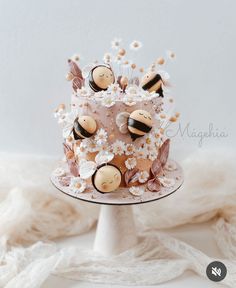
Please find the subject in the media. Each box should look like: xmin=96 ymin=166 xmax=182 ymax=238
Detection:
xmin=51 ymin=160 xmax=184 ymax=205
xmin=42 ymin=220 xmax=227 ymax=288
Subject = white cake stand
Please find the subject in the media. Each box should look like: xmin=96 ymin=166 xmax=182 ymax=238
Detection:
xmin=51 ymin=160 xmax=183 ymax=256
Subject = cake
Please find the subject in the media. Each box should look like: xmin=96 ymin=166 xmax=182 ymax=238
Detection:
xmin=53 ymin=39 xmax=181 ymax=198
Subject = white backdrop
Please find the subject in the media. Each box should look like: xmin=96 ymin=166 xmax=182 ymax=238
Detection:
xmin=0 ymin=0 xmax=235 ymax=156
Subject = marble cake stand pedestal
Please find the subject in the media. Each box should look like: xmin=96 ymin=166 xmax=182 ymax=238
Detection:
xmin=51 ymin=160 xmax=183 ymax=256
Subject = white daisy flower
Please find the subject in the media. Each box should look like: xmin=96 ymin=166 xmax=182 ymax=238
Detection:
xmin=81 ymin=138 xmax=98 ymax=153
xmin=103 ymin=52 xmax=112 ymax=64
xmin=111 ymin=38 xmax=122 ymax=50
xmin=148 ymin=151 xmax=157 ymax=161
xmin=94 ymin=128 xmax=108 ymax=146
xmin=71 ymin=54 xmax=81 ymax=62
xmin=94 ymin=91 xmax=105 ymax=99
xmin=125 ymin=144 xmax=136 ymax=155
xmin=112 ymin=140 xmax=125 ymax=155
xmin=129 ymin=186 xmax=145 ymax=196
xmin=101 ymin=94 xmax=116 ymax=107
xmin=144 ymin=134 xmax=155 ymax=146
xmin=53 ymin=167 xmax=66 ymax=177
xmin=77 ymin=87 xmax=91 ymax=98
xmin=114 ymin=55 xmax=122 ymax=64
xmin=129 ymin=40 xmax=143 ymax=51
xmin=69 ymin=177 xmax=87 ymax=193
xmin=165 ymin=160 xmax=177 ymax=171
xmin=125 ymin=157 xmax=137 ymax=170
xmin=75 ymin=144 xmax=87 ymax=159
xmin=126 ymin=85 xmax=139 ymax=96
xmin=158 ymin=177 xmax=175 ymax=188
xmin=138 ymin=171 xmax=149 ymax=183
xmin=54 ymin=104 xmax=65 ymax=119
xmin=134 ymin=147 xmax=148 ymax=159
xmin=123 ymin=95 xmax=136 ymax=106
xmin=157 ymin=70 xmax=170 ymax=82
xmin=107 ymin=83 xmax=122 ymax=95
xmin=166 ymin=50 xmax=176 ymax=59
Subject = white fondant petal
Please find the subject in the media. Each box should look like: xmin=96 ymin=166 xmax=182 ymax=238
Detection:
xmin=116 ymin=112 xmax=129 ymax=133
xmin=79 ymin=161 xmax=97 ymax=179
xmin=95 ymin=151 xmax=114 ymax=165
xmin=62 ymin=124 xmax=73 ymax=139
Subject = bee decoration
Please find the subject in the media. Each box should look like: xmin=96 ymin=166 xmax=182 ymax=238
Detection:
xmin=66 ymin=59 xmax=84 ymax=92
xmin=73 ymin=116 xmax=97 ymax=140
xmin=79 ymin=151 xmax=122 ymax=193
xmin=116 ymin=109 xmax=153 ymax=141
xmin=89 ymin=65 xmax=115 ymax=92
xmin=141 ymin=72 xmax=164 ymax=97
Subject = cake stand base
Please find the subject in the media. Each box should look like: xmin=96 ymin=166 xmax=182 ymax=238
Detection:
xmin=93 ymin=205 xmax=137 ymax=256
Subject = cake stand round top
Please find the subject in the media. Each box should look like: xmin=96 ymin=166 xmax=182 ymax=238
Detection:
xmin=51 ymin=160 xmax=183 ymax=206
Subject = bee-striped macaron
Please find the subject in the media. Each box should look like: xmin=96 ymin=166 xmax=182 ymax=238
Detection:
xmin=128 ymin=110 xmax=153 ymax=141
xmin=141 ymin=72 xmax=164 ymax=97
xmin=89 ymin=65 xmax=115 ymax=92
xmin=73 ymin=116 xmax=97 ymax=140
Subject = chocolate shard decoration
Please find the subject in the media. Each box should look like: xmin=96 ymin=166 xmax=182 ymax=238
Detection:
xmin=150 ymin=158 xmax=162 ymax=177
xmin=68 ymin=59 xmax=84 ymax=91
xmin=158 ymin=139 xmax=170 ymax=166
xmin=63 ymin=143 xmax=79 ymax=177
xmin=124 ymin=168 xmax=139 ymax=186
xmin=147 ymin=178 xmax=161 ymax=192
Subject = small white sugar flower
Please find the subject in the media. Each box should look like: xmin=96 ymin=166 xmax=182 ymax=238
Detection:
xmin=144 ymin=134 xmax=155 ymax=146
xmin=77 ymin=87 xmax=91 ymax=97
xmin=107 ymin=83 xmax=122 ymax=95
xmin=53 ymin=167 xmax=66 ymax=177
xmin=103 ymin=52 xmax=112 ymax=64
xmin=166 ymin=50 xmax=176 ymax=59
xmin=114 ymin=55 xmax=122 ymax=64
xmin=69 ymin=177 xmax=86 ymax=193
xmin=111 ymin=38 xmax=122 ymax=50
xmin=101 ymin=94 xmax=116 ymax=107
xmin=126 ymin=85 xmax=139 ymax=96
xmin=75 ymin=145 xmax=87 ymax=159
xmin=95 ymin=128 xmax=108 ymax=146
xmin=129 ymin=40 xmax=143 ymax=51
xmin=138 ymin=171 xmax=149 ymax=183
xmin=112 ymin=140 xmax=125 ymax=155
xmin=158 ymin=177 xmax=175 ymax=188
xmin=94 ymin=91 xmax=105 ymax=98
xmin=54 ymin=104 xmax=65 ymax=119
xmin=71 ymin=54 xmax=81 ymax=62
xmin=134 ymin=148 xmax=148 ymax=159
xmin=123 ymin=95 xmax=137 ymax=106
xmin=125 ymin=157 xmax=137 ymax=170
xmin=129 ymin=186 xmax=145 ymax=196
xmin=81 ymin=138 xmax=98 ymax=153
xmin=148 ymin=150 xmax=158 ymax=161
xmin=125 ymin=144 xmax=136 ymax=155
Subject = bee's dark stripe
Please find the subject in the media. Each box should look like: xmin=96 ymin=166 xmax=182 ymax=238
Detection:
xmin=128 ymin=118 xmax=152 ymax=133
xmin=73 ymin=129 xmax=83 ymax=140
xmin=142 ymin=74 xmax=162 ymax=91
xmin=130 ymin=132 xmax=143 ymax=141
xmin=89 ymin=78 xmax=106 ymax=92
xmin=156 ymin=86 xmax=164 ymax=97
xmin=89 ymin=65 xmax=113 ymax=92
xmin=73 ymin=120 xmax=94 ymax=138
xmin=91 ymin=163 xmax=122 ymax=194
